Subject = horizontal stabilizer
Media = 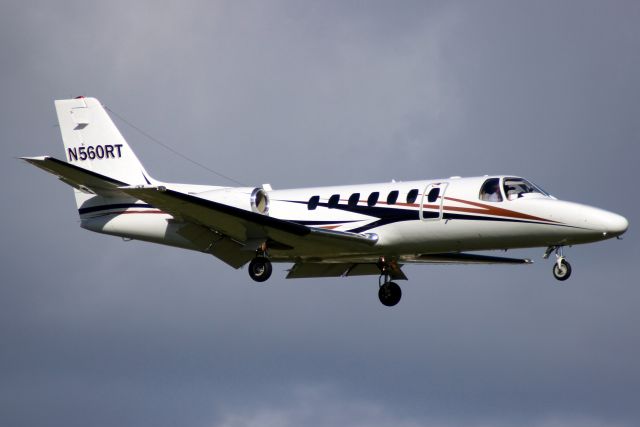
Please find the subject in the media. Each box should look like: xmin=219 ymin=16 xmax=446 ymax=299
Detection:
xmin=21 ymin=156 xmax=127 ymax=196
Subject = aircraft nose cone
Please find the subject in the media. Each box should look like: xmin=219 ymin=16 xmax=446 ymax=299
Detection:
xmin=602 ymin=212 xmax=629 ymax=237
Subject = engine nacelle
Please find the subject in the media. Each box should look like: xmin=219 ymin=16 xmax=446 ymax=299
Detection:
xmin=198 ymin=187 xmax=270 ymax=215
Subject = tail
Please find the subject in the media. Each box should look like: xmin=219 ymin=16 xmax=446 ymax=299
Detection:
xmin=23 ymin=96 xmax=157 ymax=213
xmin=55 ymin=96 xmax=153 ymax=186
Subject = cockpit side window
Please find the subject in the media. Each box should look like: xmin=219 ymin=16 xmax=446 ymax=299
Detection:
xmin=503 ymin=177 xmax=549 ymax=200
xmin=479 ymin=178 xmax=503 ymax=202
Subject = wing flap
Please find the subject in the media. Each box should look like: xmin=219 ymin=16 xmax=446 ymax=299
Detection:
xmin=175 ymin=223 xmax=254 ymax=268
xmin=287 ymin=262 xmax=407 ymax=280
xmin=287 ymin=263 xmax=354 ymax=278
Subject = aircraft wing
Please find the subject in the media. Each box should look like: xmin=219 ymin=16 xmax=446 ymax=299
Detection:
xmin=118 ymin=186 xmax=378 ymax=254
xmin=403 ymin=253 xmax=533 ymax=264
xmin=21 ymin=157 xmax=377 ymax=266
xmin=286 ymin=253 xmax=530 ymax=279
xmin=287 ymin=262 xmax=407 ymax=280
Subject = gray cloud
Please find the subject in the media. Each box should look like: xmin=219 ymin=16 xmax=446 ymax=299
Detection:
xmin=1 ymin=1 xmax=639 ymax=426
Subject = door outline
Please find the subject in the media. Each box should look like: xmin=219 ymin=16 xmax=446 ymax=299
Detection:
xmin=420 ymin=182 xmax=448 ymax=221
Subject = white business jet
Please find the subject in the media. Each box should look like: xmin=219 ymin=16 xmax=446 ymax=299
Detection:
xmin=23 ymin=97 xmax=629 ymax=306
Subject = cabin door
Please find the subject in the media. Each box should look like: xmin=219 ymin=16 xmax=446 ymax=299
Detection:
xmin=420 ymin=183 xmax=448 ymax=221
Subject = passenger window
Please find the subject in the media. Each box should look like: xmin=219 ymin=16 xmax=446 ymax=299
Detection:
xmin=387 ymin=190 xmax=399 ymax=205
xmin=348 ymin=193 xmax=360 ymax=208
xmin=427 ymin=188 xmax=440 ymax=203
xmin=328 ymin=194 xmax=340 ymax=208
xmin=479 ymin=178 xmax=503 ymax=202
xmin=367 ymin=192 xmax=379 ymax=207
xmin=308 ymin=195 xmax=320 ymax=210
xmin=406 ymin=189 xmax=419 ymax=204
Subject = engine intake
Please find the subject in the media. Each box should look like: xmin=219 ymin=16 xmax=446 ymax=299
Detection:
xmin=199 ymin=186 xmax=271 ymax=216
xmin=250 ymin=188 xmax=269 ymax=215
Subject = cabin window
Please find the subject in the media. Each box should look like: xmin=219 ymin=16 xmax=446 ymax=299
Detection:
xmin=308 ymin=195 xmax=320 ymax=210
xmin=348 ymin=193 xmax=360 ymax=208
xmin=479 ymin=178 xmax=503 ymax=202
xmin=406 ymin=189 xmax=419 ymax=204
xmin=427 ymin=188 xmax=440 ymax=203
xmin=328 ymin=194 xmax=340 ymax=208
xmin=387 ymin=190 xmax=399 ymax=205
xmin=367 ymin=192 xmax=379 ymax=207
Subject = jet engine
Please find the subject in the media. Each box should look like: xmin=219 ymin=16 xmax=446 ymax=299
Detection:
xmin=198 ymin=187 xmax=270 ymax=215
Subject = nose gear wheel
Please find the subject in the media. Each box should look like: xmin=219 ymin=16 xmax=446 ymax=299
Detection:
xmin=544 ymin=246 xmax=572 ymax=281
xmin=552 ymin=259 xmax=572 ymax=281
xmin=378 ymin=281 xmax=402 ymax=306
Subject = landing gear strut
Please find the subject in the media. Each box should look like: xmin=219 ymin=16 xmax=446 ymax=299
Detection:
xmin=248 ymin=257 xmax=272 ymax=282
xmin=544 ymin=246 xmax=572 ymax=281
xmin=377 ymin=258 xmax=402 ymax=306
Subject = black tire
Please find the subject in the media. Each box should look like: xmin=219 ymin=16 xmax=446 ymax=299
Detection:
xmin=248 ymin=258 xmax=272 ymax=282
xmin=553 ymin=259 xmax=572 ymax=281
xmin=378 ymin=282 xmax=402 ymax=307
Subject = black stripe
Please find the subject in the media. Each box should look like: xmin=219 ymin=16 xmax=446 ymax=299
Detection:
xmin=346 ymin=213 xmax=577 ymax=233
xmin=78 ymin=203 xmax=154 ymax=215
xmin=292 ymin=220 xmax=360 ymax=226
xmin=142 ymin=172 xmax=152 ymax=185
xmin=444 ymin=212 xmax=530 ymax=223
xmin=283 ymin=199 xmax=573 ymax=232
xmin=347 ymin=217 xmax=415 ymax=233
xmin=284 ymin=199 xmax=420 ymax=221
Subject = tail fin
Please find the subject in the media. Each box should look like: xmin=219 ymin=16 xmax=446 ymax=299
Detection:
xmin=55 ymin=97 xmax=153 ymax=185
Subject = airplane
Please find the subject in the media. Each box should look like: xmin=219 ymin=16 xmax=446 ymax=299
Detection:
xmin=22 ymin=97 xmax=629 ymax=306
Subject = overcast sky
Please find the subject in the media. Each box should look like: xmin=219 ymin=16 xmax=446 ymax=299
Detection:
xmin=1 ymin=1 xmax=639 ymax=426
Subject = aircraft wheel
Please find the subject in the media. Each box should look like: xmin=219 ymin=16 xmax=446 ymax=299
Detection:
xmin=552 ymin=259 xmax=572 ymax=281
xmin=378 ymin=282 xmax=402 ymax=307
xmin=248 ymin=257 xmax=272 ymax=282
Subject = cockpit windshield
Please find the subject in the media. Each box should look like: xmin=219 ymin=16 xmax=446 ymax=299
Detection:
xmin=503 ymin=177 xmax=550 ymax=200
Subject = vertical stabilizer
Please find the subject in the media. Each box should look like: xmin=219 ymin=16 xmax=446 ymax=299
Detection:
xmin=55 ymin=97 xmax=153 ymax=185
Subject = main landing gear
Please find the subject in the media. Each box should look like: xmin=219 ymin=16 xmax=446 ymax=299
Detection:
xmin=247 ymin=241 xmax=273 ymax=283
xmin=544 ymin=246 xmax=572 ymax=281
xmin=377 ymin=258 xmax=402 ymax=307
xmin=248 ymin=257 xmax=272 ymax=282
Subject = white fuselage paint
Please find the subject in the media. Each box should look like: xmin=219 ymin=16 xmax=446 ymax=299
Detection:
xmin=79 ymin=175 xmax=629 ymax=264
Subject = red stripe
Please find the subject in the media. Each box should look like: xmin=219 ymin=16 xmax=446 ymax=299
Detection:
xmin=444 ymin=197 xmax=558 ymax=223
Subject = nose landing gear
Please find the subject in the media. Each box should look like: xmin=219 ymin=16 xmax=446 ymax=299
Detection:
xmin=378 ymin=280 xmax=402 ymax=306
xmin=544 ymin=246 xmax=572 ymax=281
xmin=552 ymin=259 xmax=572 ymax=281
